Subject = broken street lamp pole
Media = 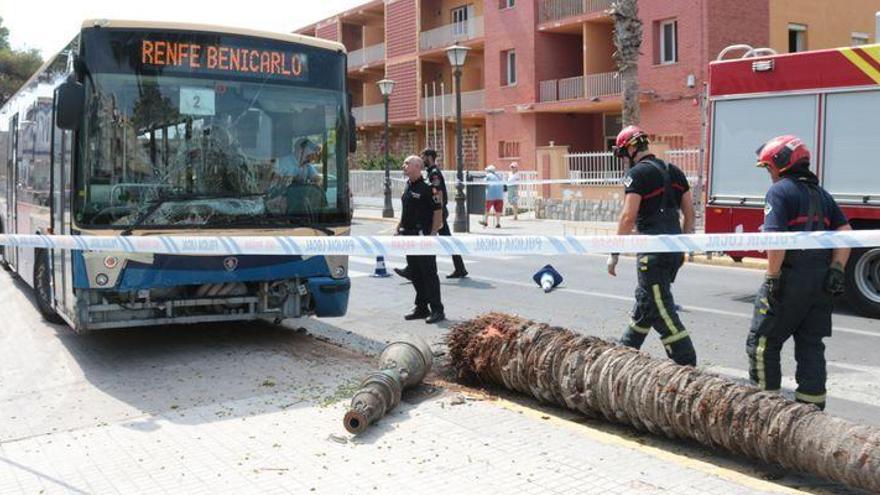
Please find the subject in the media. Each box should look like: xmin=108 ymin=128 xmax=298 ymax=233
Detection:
xmin=344 ymin=335 xmax=434 ymax=435
xmin=447 ymin=313 xmax=880 ymax=493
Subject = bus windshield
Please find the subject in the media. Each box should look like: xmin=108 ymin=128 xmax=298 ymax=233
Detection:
xmin=76 ymin=72 xmax=347 ymax=228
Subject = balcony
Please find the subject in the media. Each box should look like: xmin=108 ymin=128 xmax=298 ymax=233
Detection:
xmin=538 ymin=72 xmax=620 ymax=103
xmin=538 ymin=0 xmax=613 ymax=24
xmin=421 ymin=89 xmax=485 ymax=118
xmin=352 ymin=103 xmax=386 ymax=125
xmin=348 ymin=43 xmax=385 ymax=69
xmin=419 ymin=17 xmax=484 ymax=52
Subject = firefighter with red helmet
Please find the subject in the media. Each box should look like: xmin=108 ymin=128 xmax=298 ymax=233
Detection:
xmin=747 ymin=135 xmax=852 ymax=410
xmin=608 ymin=125 xmax=698 ymax=366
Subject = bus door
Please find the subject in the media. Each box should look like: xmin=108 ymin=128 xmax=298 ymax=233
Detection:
xmin=50 ymin=97 xmax=69 ymax=313
xmin=6 ymin=114 xmax=19 ymax=272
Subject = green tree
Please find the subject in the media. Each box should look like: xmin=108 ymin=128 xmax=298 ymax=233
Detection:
xmin=0 ymin=17 xmax=10 ymax=50
xmin=0 ymin=17 xmax=43 ymax=107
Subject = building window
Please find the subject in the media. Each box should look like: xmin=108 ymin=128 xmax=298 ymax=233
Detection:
xmin=500 ymin=0 xmax=515 ymax=8
xmin=659 ymin=20 xmax=678 ymax=64
xmin=852 ymin=32 xmax=870 ymax=46
xmin=501 ymin=50 xmax=517 ymax=86
xmin=788 ymin=24 xmax=807 ymax=53
xmin=499 ymin=141 xmax=520 ymax=158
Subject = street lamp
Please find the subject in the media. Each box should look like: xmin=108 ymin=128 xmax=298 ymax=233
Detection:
xmin=445 ymin=43 xmax=471 ymax=233
xmin=377 ymin=78 xmax=396 ymax=218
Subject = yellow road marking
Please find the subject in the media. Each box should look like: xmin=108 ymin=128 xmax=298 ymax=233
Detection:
xmin=484 ymin=396 xmax=807 ymax=494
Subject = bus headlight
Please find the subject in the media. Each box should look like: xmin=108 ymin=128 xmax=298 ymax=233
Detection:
xmin=334 ymin=265 xmax=346 ymax=278
xmin=95 ymin=273 xmax=110 ymax=286
xmin=103 ymin=256 xmax=119 ymax=269
xmin=325 ymin=255 xmax=349 ymax=279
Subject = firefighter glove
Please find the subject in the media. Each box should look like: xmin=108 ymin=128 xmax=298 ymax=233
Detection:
xmin=765 ymin=273 xmax=782 ymax=306
xmin=824 ymin=262 xmax=845 ymax=296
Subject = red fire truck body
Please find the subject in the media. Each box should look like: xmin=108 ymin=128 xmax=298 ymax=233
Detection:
xmin=705 ymin=44 xmax=880 ymax=317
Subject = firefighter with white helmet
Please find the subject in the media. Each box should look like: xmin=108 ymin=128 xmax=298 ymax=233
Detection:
xmin=747 ymin=135 xmax=852 ymax=410
xmin=608 ymin=125 xmax=698 ymax=366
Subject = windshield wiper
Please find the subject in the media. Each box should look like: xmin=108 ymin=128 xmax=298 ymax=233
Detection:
xmin=120 ymin=191 xmax=176 ymax=236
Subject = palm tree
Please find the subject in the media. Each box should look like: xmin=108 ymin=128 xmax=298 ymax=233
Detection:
xmin=610 ymin=0 xmax=643 ymax=126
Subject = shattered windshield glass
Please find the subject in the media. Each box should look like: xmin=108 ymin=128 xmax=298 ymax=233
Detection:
xmin=75 ymin=73 xmax=346 ymax=228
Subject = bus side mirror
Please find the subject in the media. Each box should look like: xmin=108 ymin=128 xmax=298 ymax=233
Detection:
xmin=347 ymin=92 xmax=357 ymax=153
xmin=349 ymin=115 xmax=357 ymax=153
xmin=56 ymin=79 xmax=85 ymax=130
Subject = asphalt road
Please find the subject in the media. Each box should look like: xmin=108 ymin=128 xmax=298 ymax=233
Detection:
xmin=309 ymin=218 xmax=880 ymax=425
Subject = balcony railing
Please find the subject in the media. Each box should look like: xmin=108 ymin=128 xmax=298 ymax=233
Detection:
xmin=421 ymin=89 xmax=485 ymax=118
xmin=538 ymin=0 xmax=613 ymax=24
xmin=419 ymin=17 xmax=484 ymax=52
xmin=352 ymin=103 xmax=385 ymax=125
xmin=538 ymin=71 xmax=621 ymax=102
xmin=585 ymin=71 xmax=621 ymax=98
xmin=348 ymin=43 xmax=385 ymax=68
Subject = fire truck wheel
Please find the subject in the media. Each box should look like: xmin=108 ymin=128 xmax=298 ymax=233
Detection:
xmin=34 ymin=250 xmax=63 ymax=324
xmin=844 ymin=248 xmax=880 ymax=319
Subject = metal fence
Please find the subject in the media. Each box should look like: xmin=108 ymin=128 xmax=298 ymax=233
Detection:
xmin=538 ymin=0 xmax=613 ymax=23
xmin=350 ymin=169 xmax=539 ymax=211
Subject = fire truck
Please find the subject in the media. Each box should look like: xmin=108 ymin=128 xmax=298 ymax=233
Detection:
xmin=705 ymin=43 xmax=880 ymax=318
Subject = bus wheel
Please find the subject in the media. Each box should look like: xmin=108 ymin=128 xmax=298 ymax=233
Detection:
xmin=844 ymin=248 xmax=880 ymax=319
xmin=34 ymin=250 xmax=63 ymax=324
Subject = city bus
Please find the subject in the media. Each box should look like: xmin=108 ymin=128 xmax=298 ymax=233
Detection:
xmin=705 ymin=43 xmax=880 ymax=317
xmin=0 ymin=20 xmax=355 ymax=331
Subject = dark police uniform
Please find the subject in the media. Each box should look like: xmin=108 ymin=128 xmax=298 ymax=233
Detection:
xmin=399 ymin=176 xmax=444 ymax=314
xmin=746 ymin=171 xmax=848 ymax=410
xmin=427 ymin=164 xmax=467 ymax=275
xmin=619 ymin=156 xmax=697 ymax=366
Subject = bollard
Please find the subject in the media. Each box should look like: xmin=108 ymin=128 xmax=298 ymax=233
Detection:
xmin=343 ymin=335 xmax=433 ymax=434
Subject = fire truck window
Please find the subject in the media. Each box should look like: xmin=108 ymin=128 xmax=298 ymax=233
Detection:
xmin=711 ymin=95 xmax=817 ymax=198
xmin=823 ymin=91 xmax=880 ymax=195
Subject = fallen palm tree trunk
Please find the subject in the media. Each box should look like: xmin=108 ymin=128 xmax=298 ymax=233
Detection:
xmin=447 ymin=313 xmax=880 ymax=493
xmin=344 ymin=335 xmax=433 ymax=435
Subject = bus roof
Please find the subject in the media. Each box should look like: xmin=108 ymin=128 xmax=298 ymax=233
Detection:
xmin=81 ymin=19 xmax=346 ymax=53
xmin=709 ymin=44 xmax=880 ymax=98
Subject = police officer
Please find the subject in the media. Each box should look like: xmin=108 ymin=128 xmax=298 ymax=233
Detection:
xmin=397 ymin=155 xmax=446 ymax=324
xmin=747 ymin=135 xmax=851 ymax=410
xmin=394 ymin=148 xmax=468 ymax=280
xmin=607 ymin=126 xmax=697 ymax=366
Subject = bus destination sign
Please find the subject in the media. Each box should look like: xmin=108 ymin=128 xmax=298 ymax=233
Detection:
xmin=140 ymin=40 xmax=308 ymax=80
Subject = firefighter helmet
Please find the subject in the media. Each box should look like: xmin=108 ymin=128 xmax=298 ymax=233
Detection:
xmin=613 ymin=125 xmax=649 ymax=158
xmin=755 ymin=135 xmax=810 ymax=174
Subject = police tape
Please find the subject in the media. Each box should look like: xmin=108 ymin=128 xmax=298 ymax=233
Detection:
xmin=390 ymin=177 xmax=623 ymax=186
xmin=0 ymin=230 xmax=877 ymax=257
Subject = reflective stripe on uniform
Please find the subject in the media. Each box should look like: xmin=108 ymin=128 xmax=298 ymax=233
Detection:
xmin=652 ymin=284 xmax=681 ymax=335
xmin=629 ymin=321 xmax=651 ymax=334
xmin=795 ymin=391 xmax=827 ymax=404
xmin=661 ymin=331 xmax=690 ymax=345
xmin=756 ymin=336 xmax=767 ymax=389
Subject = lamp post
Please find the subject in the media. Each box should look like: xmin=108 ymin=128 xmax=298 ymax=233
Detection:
xmin=445 ymin=43 xmax=471 ymax=233
xmin=377 ymin=78 xmax=396 ymax=218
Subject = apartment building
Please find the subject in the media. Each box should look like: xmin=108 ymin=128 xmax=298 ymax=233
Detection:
xmin=296 ymin=0 xmax=880 ymax=171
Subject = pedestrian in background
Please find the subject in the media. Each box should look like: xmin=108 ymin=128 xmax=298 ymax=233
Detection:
xmin=480 ymin=165 xmax=504 ymax=228
xmin=396 ymin=155 xmax=445 ymax=324
xmin=507 ymin=162 xmax=520 ymax=220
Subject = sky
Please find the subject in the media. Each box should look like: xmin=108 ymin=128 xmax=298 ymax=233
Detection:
xmin=2 ymin=0 xmax=365 ymax=58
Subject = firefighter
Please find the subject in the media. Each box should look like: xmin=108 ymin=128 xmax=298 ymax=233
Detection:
xmin=397 ymin=155 xmax=445 ymax=324
xmin=747 ymin=135 xmax=851 ymax=410
xmin=607 ymin=126 xmax=697 ymax=366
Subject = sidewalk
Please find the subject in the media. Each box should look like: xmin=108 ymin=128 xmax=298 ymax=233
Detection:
xmin=0 ymin=331 xmax=807 ymax=494
xmin=352 ymin=205 xmax=768 ymax=270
